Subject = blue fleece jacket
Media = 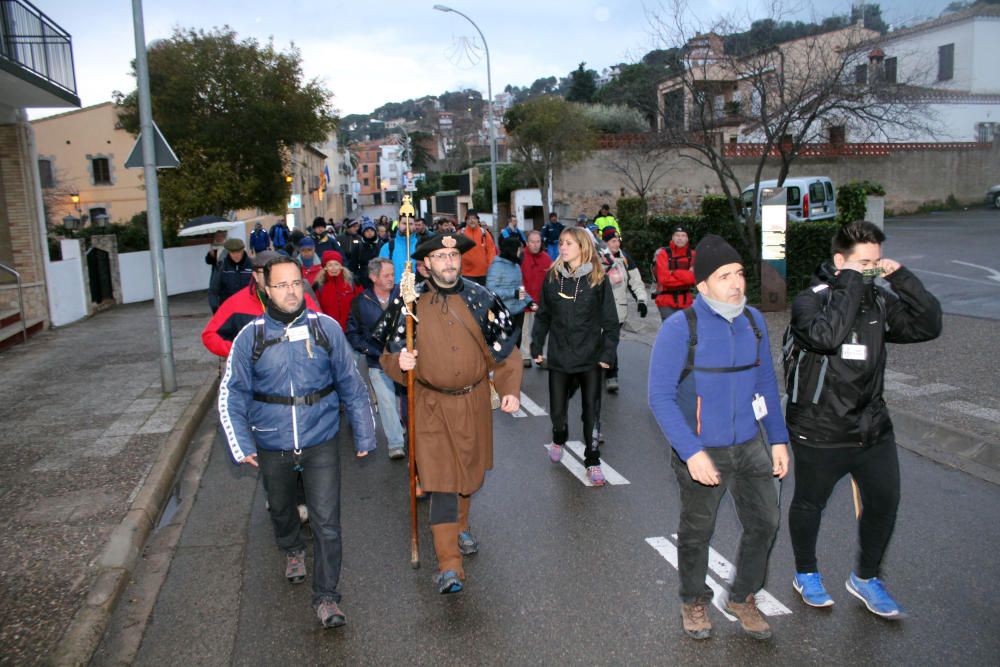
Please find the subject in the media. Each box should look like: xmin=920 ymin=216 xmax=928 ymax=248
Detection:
xmin=647 ymin=296 xmax=788 ymax=461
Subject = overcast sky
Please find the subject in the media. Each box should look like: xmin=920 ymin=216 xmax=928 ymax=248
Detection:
xmin=32 ymin=0 xmax=956 ymax=119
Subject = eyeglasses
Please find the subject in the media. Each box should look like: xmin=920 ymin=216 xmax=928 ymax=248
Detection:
xmin=268 ymin=280 xmax=304 ymax=291
xmin=428 ymin=251 xmax=461 ymax=262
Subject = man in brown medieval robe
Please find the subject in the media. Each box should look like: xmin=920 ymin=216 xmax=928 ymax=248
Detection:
xmin=379 ymin=231 xmax=523 ymax=594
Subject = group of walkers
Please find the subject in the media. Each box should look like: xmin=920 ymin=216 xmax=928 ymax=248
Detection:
xmin=204 ymin=198 xmax=942 ymax=643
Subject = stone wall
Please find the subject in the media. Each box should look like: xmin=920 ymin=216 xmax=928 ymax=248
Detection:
xmin=554 ymin=142 xmax=1000 ymax=217
xmin=0 ymin=120 xmax=49 ymax=325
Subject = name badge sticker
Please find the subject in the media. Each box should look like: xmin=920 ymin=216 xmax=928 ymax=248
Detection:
xmin=752 ymin=393 xmax=768 ymax=421
xmin=841 ymin=343 xmax=867 ymax=361
xmin=286 ymin=326 xmax=310 ymax=343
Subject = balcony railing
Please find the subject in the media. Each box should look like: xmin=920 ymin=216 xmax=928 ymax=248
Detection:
xmin=0 ymin=0 xmax=77 ymax=95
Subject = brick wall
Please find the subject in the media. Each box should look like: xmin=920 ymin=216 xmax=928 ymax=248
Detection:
xmin=0 ymin=121 xmax=50 ymax=325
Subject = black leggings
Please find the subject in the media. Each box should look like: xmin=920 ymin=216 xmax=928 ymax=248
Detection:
xmin=788 ymin=432 xmax=900 ymax=579
xmin=548 ymin=366 xmax=602 ymax=467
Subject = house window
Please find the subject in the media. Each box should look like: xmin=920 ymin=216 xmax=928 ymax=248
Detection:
xmin=362 ymin=164 xmax=368 ymax=173
xmin=363 ymin=177 xmax=369 ymax=186
xmin=884 ymin=57 xmax=897 ymax=84
xmin=854 ymin=64 xmax=868 ymax=85
xmin=938 ymin=44 xmax=954 ymax=81
xmin=89 ymin=207 xmax=108 ymax=224
xmin=828 ymin=125 xmax=846 ymax=145
xmin=92 ymin=157 xmax=111 ymax=185
xmin=38 ymin=159 xmax=54 ymax=188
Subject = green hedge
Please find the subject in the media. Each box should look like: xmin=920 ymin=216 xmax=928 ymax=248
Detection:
xmin=619 ymin=210 xmax=837 ymax=304
xmin=836 ymin=180 xmax=885 ymax=225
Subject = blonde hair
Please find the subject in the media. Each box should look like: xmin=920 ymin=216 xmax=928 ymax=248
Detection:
xmin=315 ymin=263 xmax=355 ymax=288
xmin=547 ymin=227 xmax=605 ymax=288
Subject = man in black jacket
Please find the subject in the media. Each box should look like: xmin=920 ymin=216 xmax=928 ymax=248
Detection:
xmin=785 ymin=221 xmax=941 ymax=619
xmin=208 ymin=238 xmax=254 ymax=312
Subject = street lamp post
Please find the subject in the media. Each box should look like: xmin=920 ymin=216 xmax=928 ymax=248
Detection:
xmin=433 ymin=4 xmax=499 ymax=227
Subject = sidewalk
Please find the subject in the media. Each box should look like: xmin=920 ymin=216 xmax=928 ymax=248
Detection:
xmin=0 ymin=291 xmax=218 ymax=666
xmin=622 ymin=297 xmax=1000 ymax=485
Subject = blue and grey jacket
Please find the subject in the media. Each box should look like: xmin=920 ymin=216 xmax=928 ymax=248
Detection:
xmin=219 ymin=309 xmax=376 ymax=462
xmin=486 ymin=256 xmax=532 ymax=316
xmin=648 ymin=296 xmax=788 ymax=462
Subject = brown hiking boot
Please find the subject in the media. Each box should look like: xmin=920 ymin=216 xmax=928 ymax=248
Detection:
xmin=725 ymin=594 xmax=772 ymax=639
xmin=681 ymin=602 xmax=712 ymax=639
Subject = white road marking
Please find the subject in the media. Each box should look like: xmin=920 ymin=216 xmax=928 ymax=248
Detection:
xmin=952 ymin=260 xmax=1000 ymax=283
xmin=646 ymin=536 xmax=792 ymax=620
xmin=564 ymin=441 xmax=630 ymax=485
xmin=885 ymin=370 xmax=918 ymax=383
xmin=908 ymin=267 xmax=1000 ymax=288
xmin=884 ymin=380 xmax=957 ymax=398
xmin=512 ymin=391 xmax=548 ymax=418
xmin=645 ymin=537 xmax=736 ymax=620
xmin=543 ymin=441 xmax=630 ymax=486
xmin=944 ymin=400 xmax=1000 ymax=424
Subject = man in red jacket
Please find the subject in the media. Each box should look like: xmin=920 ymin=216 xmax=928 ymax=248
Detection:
xmin=520 ymin=230 xmax=552 ymax=367
xmin=653 ymin=224 xmax=696 ymax=320
xmin=202 ymin=251 xmax=318 ymax=358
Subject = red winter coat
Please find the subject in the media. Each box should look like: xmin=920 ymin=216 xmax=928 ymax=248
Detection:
xmin=520 ymin=248 xmax=552 ymax=303
xmin=315 ymin=274 xmax=362 ymax=330
xmin=201 ymin=282 xmax=319 ymax=358
xmin=653 ymin=241 xmax=696 ymax=309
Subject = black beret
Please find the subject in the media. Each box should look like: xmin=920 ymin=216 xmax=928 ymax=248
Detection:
xmin=412 ymin=232 xmax=476 ymax=261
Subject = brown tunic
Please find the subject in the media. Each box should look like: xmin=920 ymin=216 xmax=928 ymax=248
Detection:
xmin=382 ymin=288 xmax=522 ymax=495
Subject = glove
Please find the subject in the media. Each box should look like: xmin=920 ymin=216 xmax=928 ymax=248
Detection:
xmin=638 ymin=302 xmax=648 ymax=318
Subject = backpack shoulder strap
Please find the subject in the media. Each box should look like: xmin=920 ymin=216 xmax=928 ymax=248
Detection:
xmin=306 ymin=311 xmax=332 ymax=355
xmin=251 ymin=317 xmax=271 ymax=363
xmin=679 ymin=307 xmax=698 ymax=383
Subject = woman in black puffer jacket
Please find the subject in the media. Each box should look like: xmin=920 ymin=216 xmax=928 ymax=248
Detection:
xmin=531 ymin=227 xmax=620 ymax=486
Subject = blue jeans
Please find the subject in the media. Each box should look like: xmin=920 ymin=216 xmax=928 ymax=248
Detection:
xmin=369 ymin=367 xmax=405 ymax=449
xmin=671 ymin=436 xmax=779 ymax=603
xmin=258 ymin=438 xmax=342 ymax=605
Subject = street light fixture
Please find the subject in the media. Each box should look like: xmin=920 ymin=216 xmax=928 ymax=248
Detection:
xmin=433 ymin=4 xmax=499 ymax=227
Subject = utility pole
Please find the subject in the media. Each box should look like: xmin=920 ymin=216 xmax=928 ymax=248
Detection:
xmin=131 ymin=0 xmax=176 ymax=393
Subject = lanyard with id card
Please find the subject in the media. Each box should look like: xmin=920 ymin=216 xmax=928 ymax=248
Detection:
xmin=841 ymin=331 xmax=867 ymax=361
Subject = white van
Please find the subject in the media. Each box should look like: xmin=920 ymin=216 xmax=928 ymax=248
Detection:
xmin=740 ymin=176 xmax=837 ymax=222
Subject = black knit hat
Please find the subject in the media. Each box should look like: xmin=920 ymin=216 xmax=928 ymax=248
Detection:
xmin=693 ymin=234 xmax=742 ymax=284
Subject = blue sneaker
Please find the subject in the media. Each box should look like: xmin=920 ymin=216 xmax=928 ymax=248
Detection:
xmin=433 ymin=569 xmax=464 ymax=595
xmin=793 ymin=572 xmax=834 ymax=607
xmin=846 ymin=573 xmax=906 ymax=619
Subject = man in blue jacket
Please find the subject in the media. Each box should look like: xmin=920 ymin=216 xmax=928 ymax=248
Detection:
xmin=648 ymin=234 xmax=789 ymax=642
xmin=219 ymin=256 xmax=376 ymax=629
xmin=378 ymin=214 xmax=419 ymax=283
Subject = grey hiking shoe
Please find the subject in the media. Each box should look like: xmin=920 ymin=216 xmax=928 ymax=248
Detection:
xmin=388 ymin=447 xmax=406 ymax=460
xmin=315 ymin=599 xmax=346 ymax=628
xmin=285 ymin=549 xmax=306 ymax=584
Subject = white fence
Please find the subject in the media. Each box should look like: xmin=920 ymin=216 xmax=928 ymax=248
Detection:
xmin=46 ymin=239 xmax=89 ymax=326
xmin=118 ymin=244 xmax=211 ymax=304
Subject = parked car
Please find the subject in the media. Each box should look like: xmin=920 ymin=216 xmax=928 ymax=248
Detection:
xmin=986 ymin=183 xmax=1000 ymax=209
xmin=741 ymin=176 xmax=837 ymax=222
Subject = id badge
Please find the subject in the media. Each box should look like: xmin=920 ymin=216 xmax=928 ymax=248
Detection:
xmin=841 ymin=343 xmax=867 ymax=361
xmin=286 ymin=326 xmax=310 ymax=343
xmin=752 ymin=393 xmax=768 ymax=421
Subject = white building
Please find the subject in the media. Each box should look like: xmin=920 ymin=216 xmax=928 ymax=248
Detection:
xmin=378 ymin=141 xmax=409 ymax=205
xmin=864 ymin=4 xmax=1000 ymax=141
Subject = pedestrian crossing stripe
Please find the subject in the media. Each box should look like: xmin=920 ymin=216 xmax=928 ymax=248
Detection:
xmin=544 ymin=441 xmax=630 ymax=486
xmin=645 ymin=536 xmax=792 ymax=619
xmin=512 ymin=391 xmax=548 ymax=418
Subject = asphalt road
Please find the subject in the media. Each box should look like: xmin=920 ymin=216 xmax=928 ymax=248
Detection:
xmin=118 ymin=340 xmax=1000 ymax=666
xmin=884 ymin=208 xmax=1000 ymax=320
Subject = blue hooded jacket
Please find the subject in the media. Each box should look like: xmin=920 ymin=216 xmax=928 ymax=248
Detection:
xmin=219 ymin=309 xmax=376 ymax=461
xmin=648 ymin=296 xmax=788 ymax=461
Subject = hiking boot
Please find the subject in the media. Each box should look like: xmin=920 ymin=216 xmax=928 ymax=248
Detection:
xmin=433 ymin=569 xmax=464 ymax=594
xmin=586 ymin=465 xmax=607 ymax=486
xmin=315 ymin=599 xmax=346 ymax=628
xmin=285 ymin=549 xmax=306 ymax=584
xmin=846 ymin=573 xmax=906 ymax=619
xmin=681 ymin=602 xmax=712 ymax=640
xmin=605 ymin=377 xmax=619 ymax=393
xmin=297 ymin=504 xmax=309 ymax=524
xmin=793 ymin=572 xmax=834 ymax=608
xmin=458 ymin=530 xmax=479 ymax=556
xmin=725 ymin=594 xmax=772 ymax=639
xmin=522 ymin=358 xmax=532 ymax=368
xmin=548 ymin=443 xmax=563 ymax=463
xmin=387 ymin=447 xmax=406 ymax=460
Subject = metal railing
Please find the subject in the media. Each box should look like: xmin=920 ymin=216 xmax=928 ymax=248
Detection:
xmin=0 ymin=262 xmax=27 ymax=344
xmin=0 ymin=0 xmax=77 ymax=95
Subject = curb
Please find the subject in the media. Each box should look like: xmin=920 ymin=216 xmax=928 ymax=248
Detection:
xmin=891 ymin=409 xmax=1000 ymax=487
xmin=51 ymin=376 xmax=219 ymax=667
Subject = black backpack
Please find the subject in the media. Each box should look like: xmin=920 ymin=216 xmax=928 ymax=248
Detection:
xmin=251 ymin=311 xmax=331 ymax=363
xmin=680 ymin=307 xmax=761 ymax=383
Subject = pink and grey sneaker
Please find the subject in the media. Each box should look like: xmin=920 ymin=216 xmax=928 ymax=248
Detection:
xmin=548 ymin=443 xmax=563 ymax=463
xmin=586 ymin=465 xmax=607 ymax=486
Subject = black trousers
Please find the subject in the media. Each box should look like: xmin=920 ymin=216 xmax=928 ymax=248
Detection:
xmin=548 ymin=366 xmax=602 ymax=467
xmin=511 ymin=311 xmax=525 ymax=350
xmin=788 ymin=431 xmax=900 ymax=579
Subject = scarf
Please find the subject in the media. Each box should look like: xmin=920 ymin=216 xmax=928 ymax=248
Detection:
xmin=702 ymin=294 xmax=747 ymax=322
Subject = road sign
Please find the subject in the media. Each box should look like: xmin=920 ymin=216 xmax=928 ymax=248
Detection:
xmin=124 ymin=121 xmax=179 ymax=169
xmin=288 ymin=194 xmax=302 ymax=209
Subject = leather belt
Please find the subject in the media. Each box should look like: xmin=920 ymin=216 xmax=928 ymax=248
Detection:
xmin=416 ymin=376 xmax=485 ymax=396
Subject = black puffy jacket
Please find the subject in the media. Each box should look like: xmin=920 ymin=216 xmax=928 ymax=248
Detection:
xmin=209 ymin=254 xmax=254 ymax=313
xmin=531 ymin=264 xmax=619 ymax=373
xmin=785 ymin=262 xmax=941 ymax=447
